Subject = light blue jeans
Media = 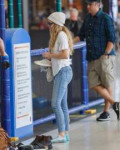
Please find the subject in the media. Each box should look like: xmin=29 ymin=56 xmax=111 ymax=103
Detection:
xmin=51 ymin=66 xmax=73 ymax=132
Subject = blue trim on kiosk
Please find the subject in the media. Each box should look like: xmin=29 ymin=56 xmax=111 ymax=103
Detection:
xmin=0 ymin=55 xmax=11 ymax=136
xmin=5 ymin=28 xmax=33 ymax=138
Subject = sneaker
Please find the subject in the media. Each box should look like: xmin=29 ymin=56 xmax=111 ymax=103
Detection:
xmin=65 ymin=134 xmax=70 ymax=141
xmin=96 ymin=112 xmax=110 ymax=121
xmin=113 ymin=102 xmax=120 ymax=120
xmin=51 ymin=135 xmax=67 ymax=143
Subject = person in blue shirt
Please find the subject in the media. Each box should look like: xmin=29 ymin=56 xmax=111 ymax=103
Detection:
xmin=0 ymin=38 xmax=7 ymax=56
xmin=74 ymin=0 xmax=120 ymax=121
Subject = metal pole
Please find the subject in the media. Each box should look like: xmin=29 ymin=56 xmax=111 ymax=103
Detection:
xmin=0 ymin=0 xmax=11 ymax=135
xmin=81 ymin=47 xmax=89 ymax=105
xmin=18 ymin=0 xmax=22 ymax=28
xmin=32 ymin=0 xmax=37 ymax=20
xmin=0 ymin=0 xmax=6 ymax=41
xmin=22 ymin=0 xmax=29 ymax=30
xmin=55 ymin=0 xmax=62 ymax=12
xmin=0 ymin=56 xmax=11 ymax=136
xmin=8 ymin=0 xmax=14 ymax=28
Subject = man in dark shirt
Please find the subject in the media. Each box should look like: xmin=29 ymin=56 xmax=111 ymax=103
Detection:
xmin=74 ymin=0 xmax=120 ymax=121
xmin=65 ymin=8 xmax=82 ymax=37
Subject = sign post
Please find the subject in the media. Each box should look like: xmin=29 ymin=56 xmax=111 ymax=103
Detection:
xmin=5 ymin=28 xmax=33 ymax=138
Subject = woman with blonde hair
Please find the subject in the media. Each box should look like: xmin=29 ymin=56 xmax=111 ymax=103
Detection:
xmin=43 ymin=12 xmax=73 ymax=143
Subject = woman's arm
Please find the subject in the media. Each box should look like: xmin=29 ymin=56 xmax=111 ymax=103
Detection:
xmin=0 ymin=38 xmax=7 ymax=56
xmin=42 ymin=49 xmax=69 ymax=59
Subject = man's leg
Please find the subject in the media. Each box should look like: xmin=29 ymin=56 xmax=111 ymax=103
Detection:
xmin=93 ymin=85 xmax=120 ymax=120
xmin=95 ymin=87 xmax=112 ymax=121
xmin=87 ymin=58 xmax=120 ymax=120
xmin=104 ymin=88 xmax=112 ymax=112
xmin=93 ymin=86 xmax=113 ymax=121
xmin=93 ymin=85 xmax=114 ymax=105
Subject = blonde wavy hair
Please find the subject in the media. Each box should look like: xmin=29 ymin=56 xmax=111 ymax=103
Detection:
xmin=49 ymin=24 xmax=73 ymax=55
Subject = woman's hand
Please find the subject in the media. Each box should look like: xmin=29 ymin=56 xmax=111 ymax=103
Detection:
xmin=42 ymin=50 xmax=69 ymax=60
xmin=103 ymin=54 xmax=109 ymax=59
xmin=42 ymin=52 xmax=51 ymax=60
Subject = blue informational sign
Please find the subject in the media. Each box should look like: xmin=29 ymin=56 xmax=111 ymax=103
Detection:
xmin=5 ymin=28 xmax=33 ymax=138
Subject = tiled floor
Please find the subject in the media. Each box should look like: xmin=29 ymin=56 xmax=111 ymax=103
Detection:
xmin=23 ymin=51 xmax=120 ymax=150
xmin=23 ymin=109 xmax=120 ymax=150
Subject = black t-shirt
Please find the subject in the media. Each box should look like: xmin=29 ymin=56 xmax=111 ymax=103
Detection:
xmin=65 ymin=19 xmax=82 ymax=37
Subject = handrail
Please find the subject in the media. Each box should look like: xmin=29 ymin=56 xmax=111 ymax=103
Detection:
xmin=31 ymin=42 xmax=104 ymax=126
xmin=31 ymin=42 xmax=86 ymax=56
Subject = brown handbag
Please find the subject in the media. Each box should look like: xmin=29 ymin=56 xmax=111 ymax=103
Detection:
xmin=0 ymin=127 xmax=11 ymax=149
